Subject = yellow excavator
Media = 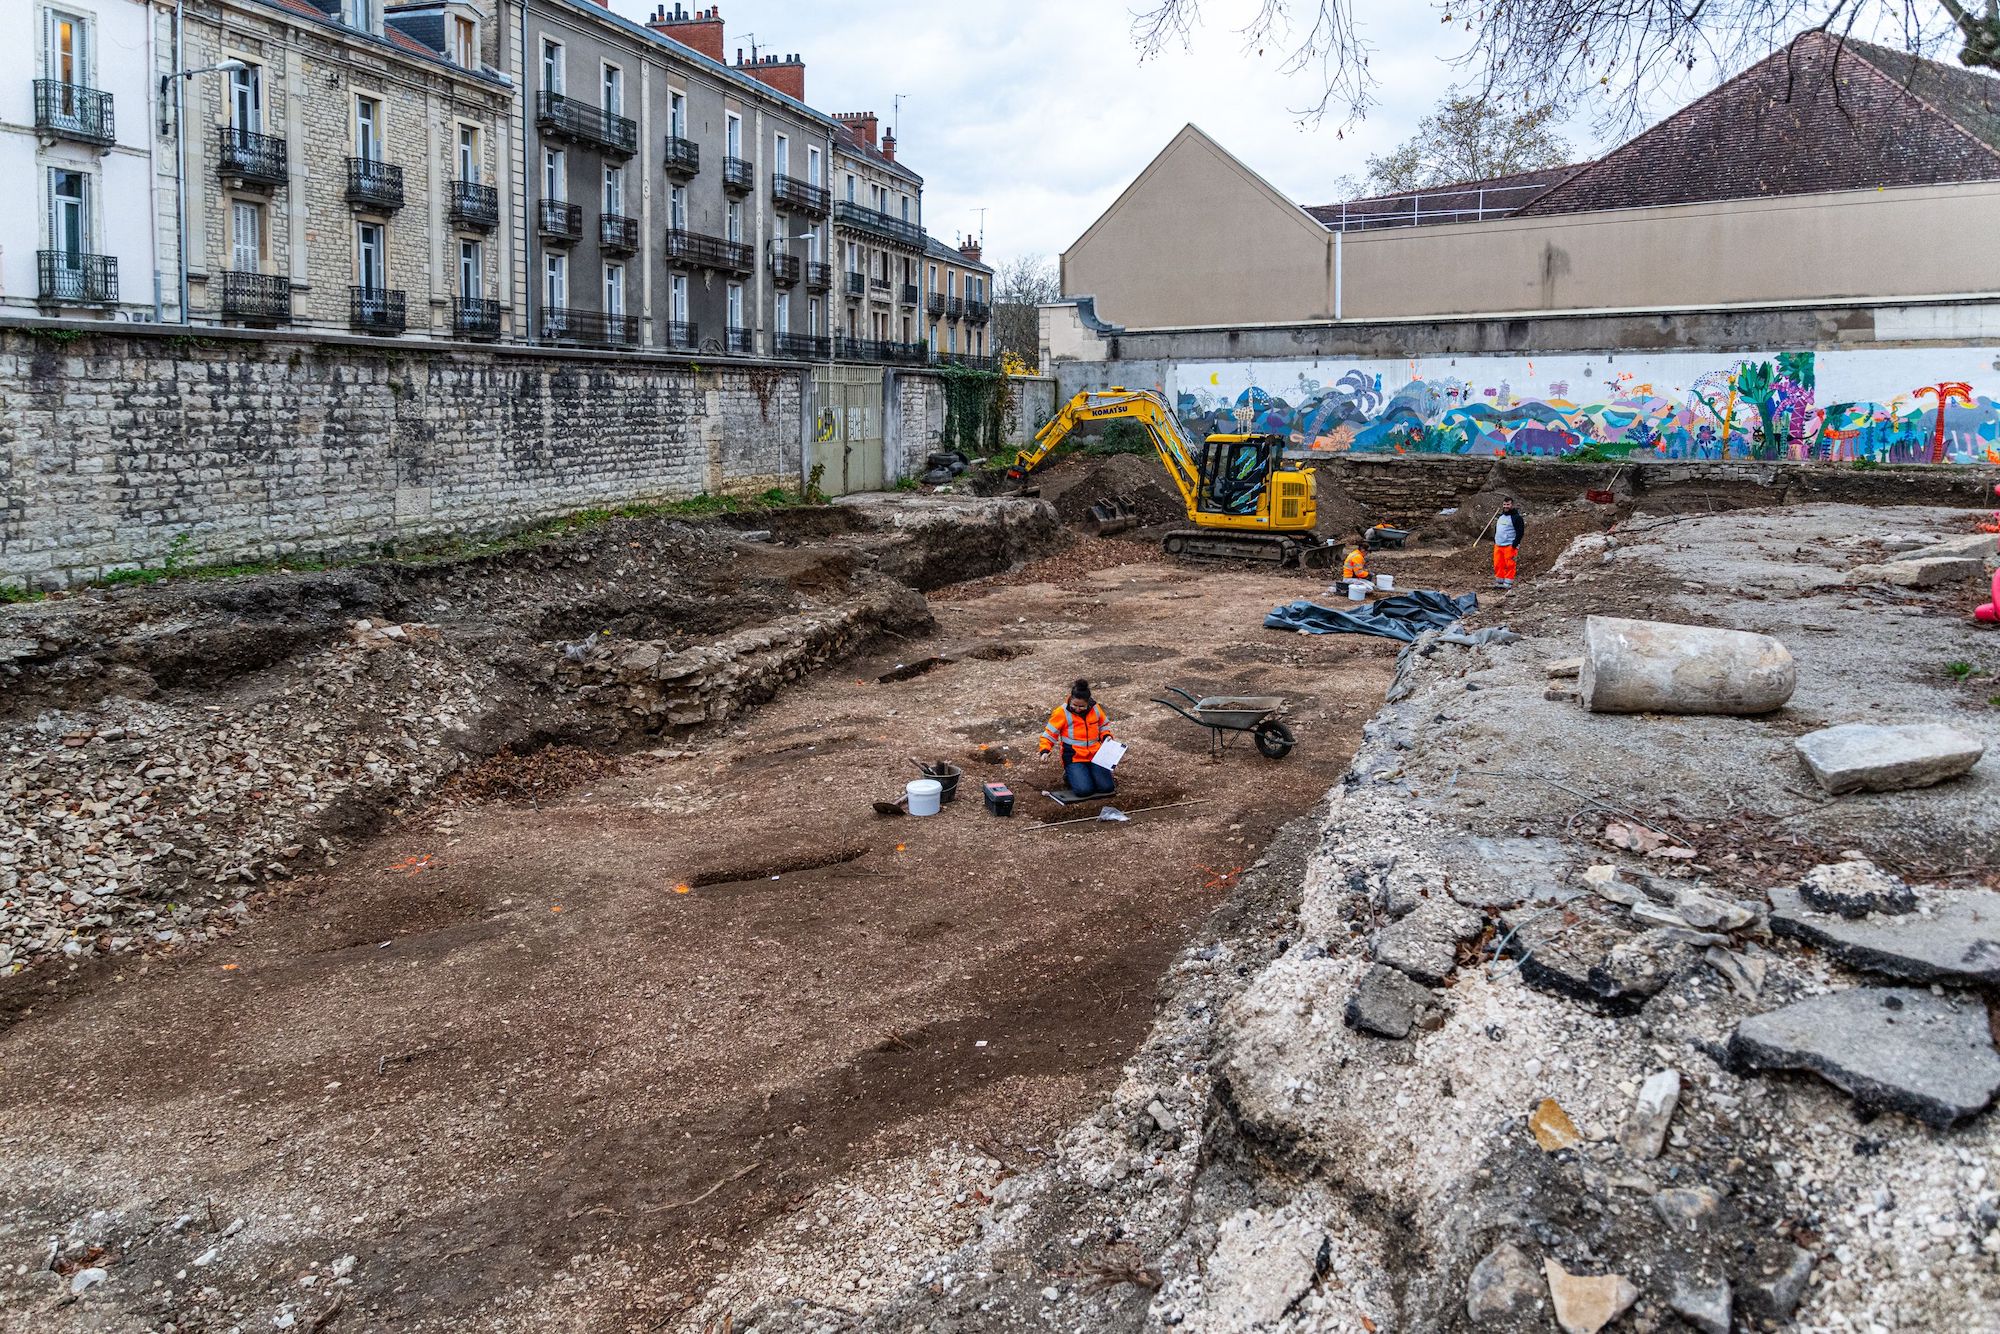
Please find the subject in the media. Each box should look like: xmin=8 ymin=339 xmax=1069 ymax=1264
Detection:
xmin=1011 ymin=388 xmax=1337 ymax=567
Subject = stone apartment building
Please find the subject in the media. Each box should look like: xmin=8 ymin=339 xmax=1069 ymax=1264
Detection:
xmin=156 ymin=0 xmax=515 ymax=337
xmin=831 ymin=111 xmax=926 ymax=359
xmin=488 ymin=0 xmax=836 ymax=356
xmin=921 ymin=235 xmax=992 ymax=364
xmin=3 ymin=0 xmax=163 ymax=321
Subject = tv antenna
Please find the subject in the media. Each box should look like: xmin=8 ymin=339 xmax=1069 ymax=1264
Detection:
xmin=892 ymin=92 xmax=908 ymax=138
xmin=973 ymin=207 xmax=987 ymax=242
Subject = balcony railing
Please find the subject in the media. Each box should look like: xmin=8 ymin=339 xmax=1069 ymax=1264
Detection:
xmin=350 ymin=285 xmax=407 ymax=334
xmin=768 ymin=245 xmax=801 ymax=286
xmin=843 ymin=270 xmax=865 ymax=297
xmin=535 ymin=91 xmax=638 ymax=158
xmin=448 ymin=179 xmax=499 ymax=230
xmin=776 ymin=333 xmax=831 ymax=359
xmin=869 ymin=277 xmax=891 ymax=296
xmin=219 ymin=270 xmax=290 ymax=323
xmin=946 ymin=296 xmax=964 ymax=319
xmin=538 ymin=198 xmax=582 ymax=242
xmin=966 ymin=299 xmax=991 ymax=323
xmin=661 ymin=320 xmax=698 ymax=350
xmin=219 ymin=127 xmax=287 ymax=186
xmin=37 ymin=251 xmax=117 ymax=305
xmin=34 ymin=80 xmax=114 ymax=147
xmin=805 ymin=261 xmax=832 ymax=291
xmin=832 ymin=200 xmax=925 ymax=251
xmin=600 ymin=213 xmax=640 ymax=253
xmin=724 ymin=327 xmax=754 ymax=354
xmin=934 ymin=352 xmax=996 ymax=372
xmin=772 ymin=173 xmax=829 ymax=217
xmin=664 ymin=135 xmax=700 ymax=177
xmin=899 ymin=283 xmax=919 ymax=306
xmin=453 ymin=296 xmax=503 ymax=339
xmin=345 ymin=157 xmax=405 ymax=212
xmin=722 ymin=156 xmax=754 ymax=194
xmin=924 ymin=291 xmax=945 ymax=316
xmin=540 ymin=306 xmax=640 ymax=347
xmin=665 ymin=228 xmax=753 ymax=274
xmin=838 ymin=336 xmax=928 ymax=366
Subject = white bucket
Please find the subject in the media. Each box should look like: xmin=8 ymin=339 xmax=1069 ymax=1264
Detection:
xmin=1347 ymin=582 xmax=1369 ymax=602
xmin=906 ymin=778 xmax=943 ymax=816
xmin=1376 ymin=574 xmax=1396 ymax=591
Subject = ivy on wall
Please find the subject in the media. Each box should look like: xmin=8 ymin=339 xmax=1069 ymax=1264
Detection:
xmin=936 ymin=363 xmax=1013 ymax=457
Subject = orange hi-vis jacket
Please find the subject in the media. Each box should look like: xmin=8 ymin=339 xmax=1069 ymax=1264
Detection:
xmin=1039 ymin=703 xmax=1112 ymax=762
xmin=1342 ymin=549 xmax=1369 ymax=579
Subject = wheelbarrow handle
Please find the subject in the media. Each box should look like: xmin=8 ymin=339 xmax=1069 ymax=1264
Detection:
xmin=1151 ymin=697 xmax=1205 ymax=724
xmin=1161 ymin=685 xmax=1202 ymax=705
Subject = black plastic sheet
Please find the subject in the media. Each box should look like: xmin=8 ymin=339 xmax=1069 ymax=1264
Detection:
xmin=1263 ymin=590 xmax=1480 ymax=642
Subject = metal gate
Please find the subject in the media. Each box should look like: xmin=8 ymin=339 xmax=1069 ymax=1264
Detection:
xmin=809 ymin=364 xmax=885 ymax=496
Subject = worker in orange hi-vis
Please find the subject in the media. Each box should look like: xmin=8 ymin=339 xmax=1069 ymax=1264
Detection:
xmin=1492 ymin=498 xmax=1525 ymax=589
xmin=1341 ymin=544 xmax=1370 ymax=583
xmin=1039 ymin=678 xmax=1116 ymax=797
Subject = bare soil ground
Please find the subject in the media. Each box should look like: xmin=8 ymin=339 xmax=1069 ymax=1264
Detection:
xmin=0 ymin=550 xmax=1399 ymax=1332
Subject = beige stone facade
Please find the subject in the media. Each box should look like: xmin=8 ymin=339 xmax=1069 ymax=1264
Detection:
xmin=830 ymin=112 xmax=925 ymax=351
xmin=921 ymin=236 xmax=991 ymax=363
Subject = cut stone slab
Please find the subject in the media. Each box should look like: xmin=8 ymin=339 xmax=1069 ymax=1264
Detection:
xmin=1769 ymin=886 xmax=2000 ymax=988
xmin=1580 ymin=615 xmax=1795 ymax=715
xmin=1728 ymin=987 xmax=2000 ymax=1128
xmin=1845 ymin=555 xmax=1984 ymax=587
xmin=1442 ymin=836 xmax=1578 ymax=908
xmin=1619 ymin=1068 xmax=1681 ymax=1160
xmin=1798 ymin=859 xmax=1916 ymax=918
xmin=1466 ymin=1241 xmax=1541 ymax=1322
xmin=1544 ymin=1259 xmax=1638 ymax=1334
xmin=1904 ymin=532 xmax=2000 ymax=565
xmin=1344 ymin=964 xmax=1438 ymax=1039
xmin=1794 ymin=722 xmax=1985 ymax=795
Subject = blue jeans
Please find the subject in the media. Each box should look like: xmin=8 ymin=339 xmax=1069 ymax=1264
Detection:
xmin=1064 ymin=748 xmax=1117 ymax=796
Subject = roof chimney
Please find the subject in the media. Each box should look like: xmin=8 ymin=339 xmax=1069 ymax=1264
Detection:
xmin=880 ymin=129 xmax=896 ymax=162
xmin=958 ymin=237 xmax=982 ymax=265
xmin=733 ymin=49 xmax=805 ymax=100
xmin=834 ymin=111 xmax=878 ymax=150
xmin=648 ymin=4 xmax=724 ymax=63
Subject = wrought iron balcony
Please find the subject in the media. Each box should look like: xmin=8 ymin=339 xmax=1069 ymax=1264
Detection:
xmin=832 ymin=200 xmax=925 ymax=251
xmin=966 ymin=299 xmax=991 ymax=323
xmin=664 ymin=135 xmax=699 ymax=177
xmin=776 ymin=333 xmax=831 ymax=359
xmin=837 ymin=336 xmax=928 ymax=365
xmin=805 ymin=261 xmax=832 ymax=291
xmin=345 ymin=157 xmax=404 ymax=212
xmin=869 ymin=277 xmax=891 ymax=297
xmin=722 ymin=156 xmax=754 ymax=194
xmin=946 ymin=296 xmax=964 ymax=319
xmin=37 ymin=251 xmax=117 ymax=305
xmin=843 ymin=270 xmax=865 ymax=297
xmin=665 ymin=228 xmax=753 ymax=274
xmin=34 ymin=80 xmax=114 ymax=147
xmin=219 ymin=127 xmax=287 ymax=186
xmin=453 ymin=296 xmax=502 ymax=339
xmin=934 ymin=352 xmax=997 ymax=371
xmin=350 ymin=285 xmax=406 ymax=334
xmin=219 ymin=270 xmax=290 ymax=323
xmin=661 ymin=320 xmax=698 ymax=351
xmin=768 ymin=245 xmax=800 ymax=286
xmin=448 ymin=179 xmax=499 ymax=230
xmin=535 ymin=91 xmax=637 ymax=158
xmin=724 ymin=327 xmax=754 ymax=354
xmin=772 ymin=173 xmax=829 ymax=217
xmin=599 ymin=213 xmax=640 ymax=254
xmin=538 ymin=198 xmax=582 ymax=242
xmin=899 ymin=283 xmax=918 ymax=306
xmin=924 ymin=291 xmax=945 ymax=316
xmin=540 ymin=306 xmax=640 ymax=347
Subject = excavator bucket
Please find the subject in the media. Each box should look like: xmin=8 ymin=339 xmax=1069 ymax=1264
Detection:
xmin=1083 ymin=496 xmax=1140 ymax=536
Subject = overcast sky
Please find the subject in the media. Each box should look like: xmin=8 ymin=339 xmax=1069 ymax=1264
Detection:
xmin=605 ymin=0 xmax=1738 ymax=270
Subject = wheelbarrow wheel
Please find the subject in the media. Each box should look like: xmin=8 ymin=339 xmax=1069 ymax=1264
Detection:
xmin=1252 ymin=720 xmax=1295 ymax=759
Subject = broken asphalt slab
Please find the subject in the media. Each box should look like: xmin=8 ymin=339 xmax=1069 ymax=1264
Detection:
xmin=1769 ymin=886 xmax=2000 ymax=988
xmin=1727 ymin=987 xmax=2000 ymax=1128
xmin=1794 ymin=722 xmax=1986 ymax=794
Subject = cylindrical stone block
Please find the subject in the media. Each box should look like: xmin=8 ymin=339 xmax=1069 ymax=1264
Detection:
xmin=1580 ymin=616 xmax=1796 ymax=715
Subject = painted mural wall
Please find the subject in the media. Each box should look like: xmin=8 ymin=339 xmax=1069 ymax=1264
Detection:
xmin=1169 ymin=347 xmax=2000 ymax=464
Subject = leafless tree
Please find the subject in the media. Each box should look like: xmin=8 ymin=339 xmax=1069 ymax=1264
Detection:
xmin=991 ymin=254 xmax=1060 ymax=366
xmin=1361 ymin=92 xmax=1570 ymax=192
xmin=1132 ymin=0 xmax=1998 ymax=129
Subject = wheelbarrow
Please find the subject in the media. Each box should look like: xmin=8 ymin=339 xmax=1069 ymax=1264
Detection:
xmin=1151 ymin=685 xmax=1295 ymax=759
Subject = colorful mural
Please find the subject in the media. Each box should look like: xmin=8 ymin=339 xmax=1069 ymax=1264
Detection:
xmin=1171 ymin=349 xmax=2000 ymax=464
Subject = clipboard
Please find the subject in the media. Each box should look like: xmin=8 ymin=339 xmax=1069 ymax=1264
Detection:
xmin=1093 ymin=739 xmax=1129 ymax=769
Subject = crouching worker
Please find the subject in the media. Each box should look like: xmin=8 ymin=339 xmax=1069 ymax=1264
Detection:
xmin=1342 ymin=544 xmax=1370 ymax=583
xmin=1040 ymin=679 xmax=1116 ymax=797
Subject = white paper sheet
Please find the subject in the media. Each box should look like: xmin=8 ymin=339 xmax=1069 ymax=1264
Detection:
xmin=1093 ymin=739 xmax=1128 ymax=769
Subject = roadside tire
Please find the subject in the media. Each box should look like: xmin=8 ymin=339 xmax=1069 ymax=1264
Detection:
xmin=1253 ymin=720 xmax=1295 ymax=759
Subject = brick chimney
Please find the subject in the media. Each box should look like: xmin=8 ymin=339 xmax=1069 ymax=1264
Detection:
xmin=648 ymin=4 xmax=724 ymax=63
xmin=834 ymin=111 xmax=878 ymax=150
xmin=734 ymin=50 xmax=804 ymax=101
xmin=880 ymin=129 xmax=896 ymax=162
xmin=958 ymin=237 xmax=982 ymax=265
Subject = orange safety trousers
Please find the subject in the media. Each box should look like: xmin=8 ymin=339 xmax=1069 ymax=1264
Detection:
xmin=1040 ymin=704 xmax=1110 ymax=762
xmin=1494 ymin=545 xmax=1518 ymax=580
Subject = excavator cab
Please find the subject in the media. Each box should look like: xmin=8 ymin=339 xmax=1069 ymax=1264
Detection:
xmin=1195 ymin=435 xmax=1280 ymax=517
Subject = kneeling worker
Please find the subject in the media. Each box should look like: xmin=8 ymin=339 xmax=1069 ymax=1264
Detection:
xmin=1040 ymin=679 xmax=1117 ymax=797
xmin=1342 ymin=544 xmax=1371 ymax=584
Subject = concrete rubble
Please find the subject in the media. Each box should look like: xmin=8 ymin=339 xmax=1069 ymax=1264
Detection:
xmin=1770 ymin=884 xmax=2000 ymax=987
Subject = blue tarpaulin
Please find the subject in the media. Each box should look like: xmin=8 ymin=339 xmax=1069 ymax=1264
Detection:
xmin=1263 ymin=590 xmax=1480 ymax=642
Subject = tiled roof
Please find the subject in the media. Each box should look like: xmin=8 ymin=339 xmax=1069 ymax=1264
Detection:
xmin=924 ymin=235 xmax=991 ymax=273
xmin=1519 ymin=31 xmax=2000 ymax=216
xmin=1305 ymin=164 xmax=1582 ymax=230
xmin=249 ymin=0 xmax=510 ymax=88
xmin=833 ymin=121 xmax=922 ymax=186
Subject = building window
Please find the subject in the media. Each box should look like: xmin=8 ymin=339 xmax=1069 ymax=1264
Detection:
xmin=601 ymin=63 xmax=621 ymax=116
xmin=725 ymin=112 xmax=742 ymax=159
xmin=670 ymin=272 xmax=687 ymax=323
xmin=775 ymin=297 xmax=789 ymax=337
xmin=44 ymin=8 xmax=89 ymax=87
xmin=807 ymin=145 xmax=821 ymax=186
xmin=356 ymin=220 xmax=385 ymax=289
xmin=541 ymin=39 xmax=563 ymax=94
xmin=669 ymin=90 xmax=686 ymax=138
xmin=726 ymin=199 xmax=742 ymax=243
xmin=225 ymin=62 xmax=260 ymax=129
xmin=929 ymin=322 xmax=938 ymax=353
xmin=603 ymin=164 xmax=623 ymax=214
xmin=544 ymin=253 xmax=567 ymax=308
xmin=808 ymin=296 xmax=820 ymax=335
xmin=946 ymin=270 xmax=956 ymax=298
xmin=543 ymin=148 xmax=565 ymax=200
xmin=948 ymin=324 xmax=957 ymax=354
xmin=845 ymin=240 xmax=858 ymax=273
xmin=230 ymin=199 xmax=263 ymax=272
xmin=726 ymin=282 xmax=743 ymax=331
xmin=459 ymin=238 xmax=482 ymax=297
xmin=844 ymin=173 xmax=855 ymax=203
xmin=669 ymin=183 xmax=687 ymax=230
xmin=604 ymin=263 xmax=624 ymax=317
xmin=452 ymin=14 xmax=476 ymax=68
xmin=900 ymin=195 xmax=910 ymax=223
xmin=48 ymin=167 xmax=87 ymax=259
xmin=807 ymin=224 xmax=821 ymax=261
xmin=774 ymin=132 xmax=789 ymax=178
xmin=345 ymin=0 xmax=374 ymax=32
xmin=458 ymin=125 xmax=479 ymax=182
xmin=355 ymin=95 xmax=382 ymax=161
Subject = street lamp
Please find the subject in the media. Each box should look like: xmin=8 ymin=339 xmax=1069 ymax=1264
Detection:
xmin=162 ymin=57 xmax=249 ymax=323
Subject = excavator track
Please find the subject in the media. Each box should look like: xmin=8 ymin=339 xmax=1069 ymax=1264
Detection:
xmin=1161 ymin=529 xmax=1303 ymax=567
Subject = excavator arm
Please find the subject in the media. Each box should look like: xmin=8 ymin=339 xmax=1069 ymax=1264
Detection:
xmin=1012 ymin=388 xmax=1204 ymax=517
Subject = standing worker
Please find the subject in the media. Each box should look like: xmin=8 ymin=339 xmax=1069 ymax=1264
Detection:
xmin=1492 ymin=498 xmax=1526 ymax=589
xmin=1039 ymin=679 xmax=1117 ymax=797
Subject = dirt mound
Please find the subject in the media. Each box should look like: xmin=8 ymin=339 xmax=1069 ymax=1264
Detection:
xmin=1051 ymin=453 xmax=1185 ymax=529
xmin=441 ymin=744 xmax=621 ymax=805
xmin=1312 ymin=478 xmax=1371 ymax=542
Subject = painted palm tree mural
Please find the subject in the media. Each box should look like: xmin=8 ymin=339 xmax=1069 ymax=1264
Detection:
xmin=1171 ymin=350 xmax=1999 ymax=465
